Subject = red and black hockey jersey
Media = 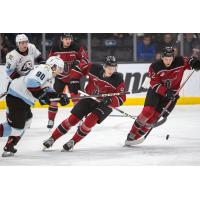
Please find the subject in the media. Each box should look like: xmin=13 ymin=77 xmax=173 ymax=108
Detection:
xmin=148 ymin=56 xmax=192 ymax=96
xmin=71 ymin=63 xmax=126 ymax=108
xmin=49 ymin=42 xmax=88 ymax=83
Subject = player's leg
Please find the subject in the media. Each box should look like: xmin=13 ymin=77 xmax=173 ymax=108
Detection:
xmin=126 ymin=89 xmax=160 ymax=142
xmin=24 ymin=109 xmax=33 ymax=129
xmin=62 ymin=101 xmax=112 ymax=151
xmin=43 ymin=98 xmax=97 ymax=149
xmin=47 ymin=78 xmax=66 ymax=129
xmin=2 ymin=95 xmax=29 ymax=157
xmin=0 ymin=107 xmax=12 ymax=138
xmin=133 ymin=97 xmax=178 ymax=139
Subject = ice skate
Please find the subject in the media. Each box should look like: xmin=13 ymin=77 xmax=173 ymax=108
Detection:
xmin=47 ymin=120 xmax=54 ymax=130
xmin=124 ymin=133 xmax=144 ymax=146
xmin=2 ymin=145 xmax=17 ymax=157
xmin=43 ymin=137 xmax=55 ymax=150
xmin=61 ymin=140 xmax=75 ymax=152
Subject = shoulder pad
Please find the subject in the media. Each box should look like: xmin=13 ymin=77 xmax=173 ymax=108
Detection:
xmin=113 ymin=72 xmax=124 ymax=83
xmin=70 ymin=42 xmax=81 ymax=51
xmin=28 ymin=43 xmax=36 ymax=50
xmin=6 ymin=50 xmax=17 ymax=62
xmin=173 ymin=56 xmax=184 ymax=66
xmin=150 ymin=60 xmax=164 ymax=73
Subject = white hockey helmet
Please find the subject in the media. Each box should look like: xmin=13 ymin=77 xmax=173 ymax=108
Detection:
xmin=16 ymin=34 xmax=29 ymax=45
xmin=46 ymin=56 xmax=64 ymax=74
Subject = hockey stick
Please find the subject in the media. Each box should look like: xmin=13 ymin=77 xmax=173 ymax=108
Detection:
xmin=109 ymin=114 xmax=137 ymax=118
xmin=126 ymin=70 xmax=195 ymax=145
xmin=0 ymin=92 xmax=7 ymax=99
xmin=78 ymin=90 xmax=137 ymax=120
xmin=50 ymin=91 xmax=130 ymax=102
xmin=0 ymin=82 xmax=11 ymax=99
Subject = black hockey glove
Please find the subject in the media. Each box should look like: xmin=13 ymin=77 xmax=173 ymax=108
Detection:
xmin=73 ymin=60 xmax=80 ymax=66
xmin=39 ymin=92 xmax=58 ymax=105
xmin=58 ymin=93 xmax=70 ymax=106
xmin=68 ymin=79 xmax=80 ymax=94
xmin=189 ymin=57 xmax=200 ymax=71
xmin=98 ymin=97 xmax=112 ymax=107
xmin=165 ymin=89 xmax=179 ymax=101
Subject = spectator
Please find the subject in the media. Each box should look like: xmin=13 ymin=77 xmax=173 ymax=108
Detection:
xmin=137 ymin=34 xmax=155 ymax=62
xmin=183 ymin=33 xmax=200 ymax=57
xmin=155 ymin=33 xmax=176 ymax=60
xmin=0 ymin=34 xmax=15 ymax=63
xmin=113 ymin=33 xmax=124 ymax=39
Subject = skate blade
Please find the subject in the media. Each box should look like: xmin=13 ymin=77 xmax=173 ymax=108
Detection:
xmin=2 ymin=151 xmax=15 ymax=157
xmin=61 ymin=148 xmax=73 ymax=152
xmin=124 ymin=137 xmax=145 ymax=146
xmin=42 ymin=146 xmax=51 ymax=151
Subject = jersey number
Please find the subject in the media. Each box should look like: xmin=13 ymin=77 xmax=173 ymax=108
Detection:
xmin=36 ymin=71 xmax=45 ymax=80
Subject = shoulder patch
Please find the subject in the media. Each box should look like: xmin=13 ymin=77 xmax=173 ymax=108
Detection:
xmin=8 ymin=54 xmax=14 ymax=61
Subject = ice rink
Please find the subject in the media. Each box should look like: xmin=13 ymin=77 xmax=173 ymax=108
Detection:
xmin=0 ymin=105 xmax=200 ymax=166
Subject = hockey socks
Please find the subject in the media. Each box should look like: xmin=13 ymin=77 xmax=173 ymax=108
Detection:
xmin=48 ymin=102 xmax=58 ymax=121
xmin=51 ymin=114 xmax=80 ymax=140
xmin=129 ymin=110 xmax=160 ymax=140
xmin=71 ymin=113 xmax=99 ymax=144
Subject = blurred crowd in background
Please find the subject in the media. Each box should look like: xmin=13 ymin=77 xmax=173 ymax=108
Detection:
xmin=0 ymin=33 xmax=200 ymax=64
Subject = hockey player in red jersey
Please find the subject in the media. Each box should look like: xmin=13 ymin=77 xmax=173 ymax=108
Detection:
xmin=47 ymin=33 xmax=89 ymax=129
xmin=43 ymin=56 xmax=126 ymax=151
xmin=125 ymin=46 xmax=200 ymax=146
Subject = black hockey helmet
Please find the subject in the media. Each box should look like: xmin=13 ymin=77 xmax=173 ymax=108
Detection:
xmin=104 ymin=56 xmax=117 ymax=67
xmin=161 ymin=46 xmax=175 ymax=58
xmin=61 ymin=33 xmax=73 ymax=39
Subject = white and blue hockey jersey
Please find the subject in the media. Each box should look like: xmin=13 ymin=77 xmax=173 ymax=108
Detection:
xmin=5 ymin=43 xmax=41 ymax=79
xmin=8 ymin=64 xmax=54 ymax=106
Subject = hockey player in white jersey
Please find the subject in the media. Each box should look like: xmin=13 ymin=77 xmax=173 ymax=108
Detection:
xmin=0 ymin=34 xmax=43 ymax=99
xmin=5 ymin=34 xmax=43 ymax=80
xmin=0 ymin=56 xmax=70 ymax=157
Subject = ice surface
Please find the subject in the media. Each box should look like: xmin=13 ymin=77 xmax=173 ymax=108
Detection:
xmin=0 ymin=105 xmax=200 ymax=166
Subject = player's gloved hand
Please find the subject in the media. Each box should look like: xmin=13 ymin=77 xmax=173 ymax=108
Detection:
xmin=98 ymin=97 xmax=112 ymax=107
xmin=58 ymin=93 xmax=70 ymax=106
xmin=189 ymin=57 xmax=200 ymax=71
xmin=39 ymin=92 xmax=58 ymax=105
xmin=165 ymin=89 xmax=179 ymax=101
xmin=73 ymin=60 xmax=80 ymax=66
xmin=68 ymin=79 xmax=80 ymax=95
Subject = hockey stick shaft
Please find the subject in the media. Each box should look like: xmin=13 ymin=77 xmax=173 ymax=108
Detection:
xmin=50 ymin=91 xmax=130 ymax=102
xmin=0 ymin=92 xmax=7 ymax=99
xmin=109 ymin=114 xmax=137 ymax=118
xmin=78 ymin=90 xmax=137 ymax=120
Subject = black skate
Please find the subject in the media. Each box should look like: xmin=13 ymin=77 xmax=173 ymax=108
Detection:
xmin=2 ymin=145 xmax=17 ymax=157
xmin=2 ymin=136 xmax=20 ymax=157
xmin=43 ymin=137 xmax=55 ymax=150
xmin=47 ymin=120 xmax=54 ymax=129
xmin=124 ymin=133 xmax=144 ymax=146
xmin=61 ymin=140 xmax=75 ymax=152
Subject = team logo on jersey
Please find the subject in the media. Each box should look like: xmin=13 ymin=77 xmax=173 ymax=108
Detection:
xmin=21 ymin=61 xmax=33 ymax=73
